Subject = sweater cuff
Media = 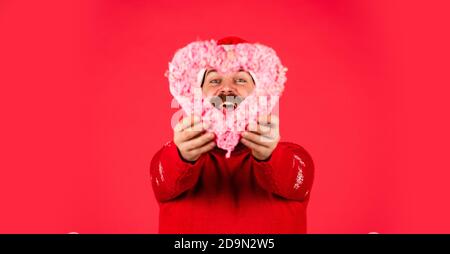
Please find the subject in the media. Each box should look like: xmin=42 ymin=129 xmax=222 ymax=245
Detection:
xmin=161 ymin=141 xmax=204 ymax=173
xmin=251 ymin=144 xmax=284 ymax=192
xmin=251 ymin=143 xmax=282 ymax=169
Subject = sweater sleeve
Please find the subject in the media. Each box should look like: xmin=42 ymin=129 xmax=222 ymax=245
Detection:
xmin=150 ymin=141 xmax=205 ymax=202
xmin=252 ymin=142 xmax=315 ymax=201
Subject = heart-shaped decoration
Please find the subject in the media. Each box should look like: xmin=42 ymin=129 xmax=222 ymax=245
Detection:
xmin=166 ymin=39 xmax=287 ymax=157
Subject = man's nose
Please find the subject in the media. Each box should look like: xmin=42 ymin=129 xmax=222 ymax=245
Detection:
xmin=219 ymin=80 xmax=235 ymax=94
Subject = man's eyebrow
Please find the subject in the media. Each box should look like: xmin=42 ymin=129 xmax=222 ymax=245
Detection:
xmin=237 ymin=68 xmax=252 ymax=74
xmin=237 ymin=69 xmax=255 ymax=84
xmin=237 ymin=69 xmax=252 ymax=76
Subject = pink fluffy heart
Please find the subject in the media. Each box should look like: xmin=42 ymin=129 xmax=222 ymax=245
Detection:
xmin=166 ymin=40 xmax=287 ymax=157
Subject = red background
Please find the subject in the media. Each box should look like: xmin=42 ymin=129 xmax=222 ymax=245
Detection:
xmin=1 ymin=0 xmax=450 ymax=233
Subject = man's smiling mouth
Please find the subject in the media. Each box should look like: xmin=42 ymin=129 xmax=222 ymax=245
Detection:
xmin=210 ymin=94 xmax=244 ymax=111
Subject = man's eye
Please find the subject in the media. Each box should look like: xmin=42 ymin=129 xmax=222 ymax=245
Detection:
xmin=236 ymin=79 xmax=247 ymax=83
xmin=210 ymin=79 xmax=221 ymax=84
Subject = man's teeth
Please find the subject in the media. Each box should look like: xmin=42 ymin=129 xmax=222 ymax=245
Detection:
xmin=222 ymin=101 xmax=236 ymax=109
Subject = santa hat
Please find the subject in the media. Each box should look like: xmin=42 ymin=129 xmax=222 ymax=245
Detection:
xmin=218 ymin=36 xmax=248 ymax=45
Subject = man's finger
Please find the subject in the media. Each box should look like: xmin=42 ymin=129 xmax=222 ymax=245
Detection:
xmin=180 ymin=122 xmax=206 ymax=142
xmin=184 ymin=132 xmax=215 ymax=151
xmin=174 ymin=115 xmax=201 ymax=132
xmin=247 ymin=121 xmax=258 ymax=132
xmin=241 ymin=131 xmax=273 ymax=147
xmin=240 ymin=138 xmax=268 ymax=154
xmin=258 ymin=114 xmax=279 ymax=127
xmin=246 ymin=122 xmax=272 ymax=134
xmin=258 ymin=124 xmax=271 ymax=134
xmin=190 ymin=140 xmax=216 ymax=155
xmin=257 ymin=114 xmax=271 ymax=126
xmin=257 ymin=126 xmax=280 ymax=141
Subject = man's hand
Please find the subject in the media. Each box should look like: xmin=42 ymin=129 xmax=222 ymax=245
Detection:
xmin=173 ymin=115 xmax=216 ymax=162
xmin=241 ymin=114 xmax=280 ymax=161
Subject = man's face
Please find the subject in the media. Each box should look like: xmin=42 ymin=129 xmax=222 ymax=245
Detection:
xmin=202 ymin=69 xmax=255 ymax=110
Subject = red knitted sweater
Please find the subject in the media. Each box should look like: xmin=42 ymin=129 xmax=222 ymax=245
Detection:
xmin=150 ymin=141 xmax=314 ymax=233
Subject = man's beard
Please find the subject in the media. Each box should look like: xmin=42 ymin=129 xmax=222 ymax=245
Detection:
xmin=209 ymin=93 xmax=244 ymax=112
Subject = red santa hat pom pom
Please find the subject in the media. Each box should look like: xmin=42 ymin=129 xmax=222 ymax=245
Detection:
xmin=217 ymin=36 xmax=248 ymax=45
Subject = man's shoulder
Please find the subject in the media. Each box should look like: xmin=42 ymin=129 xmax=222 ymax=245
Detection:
xmin=277 ymin=142 xmax=314 ymax=160
xmin=278 ymin=141 xmax=310 ymax=152
xmin=275 ymin=142 xmax=315 ymax=175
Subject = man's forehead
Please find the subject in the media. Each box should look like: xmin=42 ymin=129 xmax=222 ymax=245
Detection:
xmin=206 ymin=69 xmax=250 ymax=75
